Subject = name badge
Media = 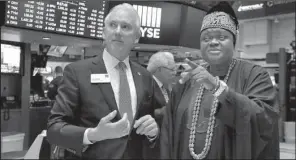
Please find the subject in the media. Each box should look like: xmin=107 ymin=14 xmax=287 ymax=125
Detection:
xmin=91 ymin=74 xmax=110 ymax=83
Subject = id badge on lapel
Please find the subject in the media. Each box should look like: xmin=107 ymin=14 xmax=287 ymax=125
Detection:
xmin=91 ymin=74 xmax=110 ymax=83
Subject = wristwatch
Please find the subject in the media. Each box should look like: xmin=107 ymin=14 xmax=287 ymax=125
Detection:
xmin=213 ymin=80 xmax=227 ymax=98
xmin=210 ymin=76 xmax=220 ymax=93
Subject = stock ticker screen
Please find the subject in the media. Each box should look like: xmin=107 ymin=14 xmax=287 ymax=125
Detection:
xmin=4 ymin=0 xmax=108 ymax=39
xmin=4 ymin=1 xmax=184 ymax=46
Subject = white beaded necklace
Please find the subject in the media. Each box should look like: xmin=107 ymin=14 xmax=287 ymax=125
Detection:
xmin=189 ymin=59 xmax=237 ymax=159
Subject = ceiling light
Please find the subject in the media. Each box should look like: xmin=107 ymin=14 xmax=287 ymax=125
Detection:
xmin=42 ymin=37 xmax=51 ymax=40
xmin=274 ymin=18 xmax=279 ymax=23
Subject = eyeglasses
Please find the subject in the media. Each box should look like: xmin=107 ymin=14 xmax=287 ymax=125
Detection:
xmin=159 ymin=66 xmax=177 ymax=74
xmin=159 ymin=66 xmax=176 ymax=71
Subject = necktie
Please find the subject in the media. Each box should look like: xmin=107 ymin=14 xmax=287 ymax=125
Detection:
xmin=161 ymin=86 xmax=169 ymax=104
xmin=117 ymin=61 xmax=133 ymax=125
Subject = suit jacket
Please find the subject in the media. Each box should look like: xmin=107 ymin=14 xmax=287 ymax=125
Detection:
xmin=152 ymin=77 xmax=170 ymax=121
xmin=47 ymin=54 xmax=161 ymax=159
xmin=143 ymin=80 xmax=168 ymax=159
xmin=154 ymin=84 xmax=167 ymax=106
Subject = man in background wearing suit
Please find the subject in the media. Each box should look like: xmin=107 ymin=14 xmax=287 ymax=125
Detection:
xmin=145 ymin=51 xmax=176 ymax=159
xmin=47 ymin=3 xmax=161 ymax=159
xmin=147 ymin=51 xmax=176 ymax=121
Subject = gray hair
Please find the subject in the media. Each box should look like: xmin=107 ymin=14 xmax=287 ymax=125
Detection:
xmin=147 ymin=51 xmax=175 ymax=73
xmin=104 ymin=3 xmax=141 ymax=36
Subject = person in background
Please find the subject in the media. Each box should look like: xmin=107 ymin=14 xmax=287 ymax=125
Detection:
xmin=145 ymin=51 xmax=176 ymax=159
xmin=43 ymin=78 xmax=50 ymax=92
xmin=47 ymin=3 xmax=161 ymax=159
xmin=147 ymin=51 xmax=176 ymax=121
xmin=47 ymin=66 xmax=63 ymax=100
xmin=160 ymin=2 xmax=279 ymax=159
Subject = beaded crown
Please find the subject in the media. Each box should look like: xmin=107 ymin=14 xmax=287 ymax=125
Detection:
xmin=200 ymin=11 xmax=238 ymax=36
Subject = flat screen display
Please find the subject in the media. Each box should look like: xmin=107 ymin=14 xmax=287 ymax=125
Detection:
xmin=108 ymin=1 xmax=182 ymax=46
xmin=5 ymin=0 xmax=108 ymax=39
xmin=1 ymin=43 xmax=21 ymax=74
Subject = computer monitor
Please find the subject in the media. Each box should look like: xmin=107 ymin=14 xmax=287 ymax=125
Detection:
xmin=1 ymin=42 xmax=23 ymax=74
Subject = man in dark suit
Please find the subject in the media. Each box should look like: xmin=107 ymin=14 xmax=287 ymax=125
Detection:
xmin=47 ymin=3 xmax=161 ymax=159
xmin=145 ymin=51 xmax=176 ymax=159
xmin=147 ymin=51 xmax=176 ymax=121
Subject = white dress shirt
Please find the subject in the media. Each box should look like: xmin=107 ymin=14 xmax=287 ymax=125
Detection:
xmin=153 ymin=76 xmax=163 ymax=89
xmin=83 ymin=49 xmax=137 ymax=144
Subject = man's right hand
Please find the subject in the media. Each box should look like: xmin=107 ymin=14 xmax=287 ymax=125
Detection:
xmin=87 ymin=110 xmax=130 ymax=142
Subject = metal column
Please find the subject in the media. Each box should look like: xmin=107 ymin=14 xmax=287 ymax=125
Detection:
xmin=278 ymin=48 xmax=288 ymax=142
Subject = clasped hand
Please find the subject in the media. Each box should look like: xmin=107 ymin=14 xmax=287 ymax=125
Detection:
xmin=179 ymin=59 xmax=217 ymax=91
xmin=134 ymin=115 xmax=159 ymax=138
xmin=88 ymin=110 xmax=158 ymax=142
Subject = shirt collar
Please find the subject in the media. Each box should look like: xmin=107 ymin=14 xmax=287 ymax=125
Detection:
xmin=153 ymin=76 xmax=163 ymax=88
xmin=102 ymin=49 xmax=130 ymax=69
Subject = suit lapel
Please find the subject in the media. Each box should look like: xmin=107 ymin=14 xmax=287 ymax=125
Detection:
xmin=155 ymin=85 xmax=167 ymax=106
xmin=90 ymin=55 xmax=121 ymax=120
xmin=129 ymin=61 xmax=143 ymax=120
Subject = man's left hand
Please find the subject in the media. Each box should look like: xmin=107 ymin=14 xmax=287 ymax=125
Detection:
xmin=179 ymin=59 xmax=217 ymax=91
xmin=133 ymin=115 xmax=159 ymax=137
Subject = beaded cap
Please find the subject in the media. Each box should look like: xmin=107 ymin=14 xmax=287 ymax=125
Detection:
xmin=200 ymin=11 xmax=238 ymax=36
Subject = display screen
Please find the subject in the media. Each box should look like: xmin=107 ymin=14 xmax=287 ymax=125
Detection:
xmin=108 ymin=1 xmax=182 ymax=46
xmin=5 ymin=0 xmax=108 ymax=39
xmin=1 ymin=43 xmax=21 ymax=74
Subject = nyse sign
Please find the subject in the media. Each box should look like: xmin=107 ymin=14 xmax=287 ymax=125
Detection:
xmin=108 ymin=1 xmax=182 ymax=46
xmin=133 ymin=5 xmax=161 ymax=39
xmin=140 ymin=27 xmax=160 ymax=39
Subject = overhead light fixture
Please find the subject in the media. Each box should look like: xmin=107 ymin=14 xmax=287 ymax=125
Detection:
xmin=42 ymin=37 xmax=51 ymax=40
